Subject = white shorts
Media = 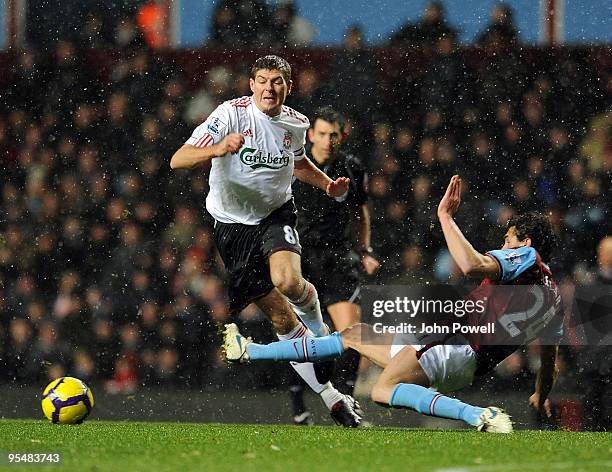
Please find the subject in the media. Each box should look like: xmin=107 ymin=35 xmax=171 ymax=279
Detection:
xmin=390 ymin=334 xmax=477 ymax=393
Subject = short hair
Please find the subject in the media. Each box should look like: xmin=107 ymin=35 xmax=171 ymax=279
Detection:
xmin=250 ymin=55 xmax=292 ymax=83
xmin=507 ymin=212 xmax=557 ymax=261
xmin=311 ymin=106 xmax=346 ymax=130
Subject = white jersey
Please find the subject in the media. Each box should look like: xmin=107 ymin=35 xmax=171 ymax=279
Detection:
xmin=186 ymin=96 xmax=309 ymax=225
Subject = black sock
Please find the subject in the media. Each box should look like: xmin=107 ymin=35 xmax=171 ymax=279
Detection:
xmin=288 ymin=367 xmax=307 ymax=415
xmin=332 ymin=349 xmax=361 ymax=396
xmin=314 ymin=359 xmax=335 ymax=385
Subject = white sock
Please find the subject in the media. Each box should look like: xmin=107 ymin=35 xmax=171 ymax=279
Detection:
xmin=277 ymin=325 xmax=343 ymax=410
xmin=289 ymin=281 xmax=328 ymax=337
xmin=277 ymin=323 xmax=309 ymax=341
xmin=319 ymin=382 xmax=345 ymax=410
xmin=289 ymin=362 xmax=344 ymax=409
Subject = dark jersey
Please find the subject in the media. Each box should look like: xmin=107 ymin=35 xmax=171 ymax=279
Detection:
xmin=293 ymin=151 xmax=368 ymax=252
xmin=465 ymin=246 xmax=564 ymax=376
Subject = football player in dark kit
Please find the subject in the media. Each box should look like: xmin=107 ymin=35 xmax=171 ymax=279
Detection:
xmin=289 ymin=107 xmax=380 ymax=425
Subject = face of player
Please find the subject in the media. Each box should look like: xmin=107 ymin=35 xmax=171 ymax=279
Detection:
xmin=501 ymin=226 xmax=531 ymax=250
xmin=308 ymin=119 xmax=342 ymax=164
xmin=250 ymin=69 xmax=292 ymax=117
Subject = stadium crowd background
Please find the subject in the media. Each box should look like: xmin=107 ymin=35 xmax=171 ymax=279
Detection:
xmin=1 ymin=1 xmax=611 ymax=428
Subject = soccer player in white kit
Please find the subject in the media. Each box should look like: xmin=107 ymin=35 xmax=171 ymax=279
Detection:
xmin=170 ymin=55 xmax=362 ymax=426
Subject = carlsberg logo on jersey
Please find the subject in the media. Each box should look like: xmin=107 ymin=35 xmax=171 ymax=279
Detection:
xmin=239 ymin=147 xmax=290 ymax=170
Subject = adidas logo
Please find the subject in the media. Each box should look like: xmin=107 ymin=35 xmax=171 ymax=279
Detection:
xmin=243 ymin=129 xmax=253 ymax=137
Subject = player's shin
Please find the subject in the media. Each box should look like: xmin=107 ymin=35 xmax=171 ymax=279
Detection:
xmin=284 ymin=339 xmax=347 ymax=413
xmin=246 ymin=330 xmax=345 ymax=362
xmin=278 ymin=325 xmax=344 ymax=410
xmin=288 ymin=280 xmax=328 ymax=337
xmin=388 ymin=383 xmax=485 ymax=427
xmin=289 ymin=361 xmax=344 ymax=410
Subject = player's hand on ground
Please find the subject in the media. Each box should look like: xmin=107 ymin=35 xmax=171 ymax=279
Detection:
xmin=326 ymin=177 xmax=350 ymax=198
xmin=437 ymin=174 xmax=462 ymax=219
xmin=361 ymin=253 xmax=381 ymax=275
xmin=529 ymin=393 xmax=552 ymax=417
xmin=216 ymin=133 xmax=245 ymax=156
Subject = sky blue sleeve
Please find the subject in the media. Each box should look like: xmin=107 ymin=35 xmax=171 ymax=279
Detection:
xmin=486 ymin=246 xmax=537 ymax=283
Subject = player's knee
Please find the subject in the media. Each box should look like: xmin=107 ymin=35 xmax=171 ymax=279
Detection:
xmin=341 ymin=322 xmax=378 ymax=348
xmin=340 ymin=323 xmax=364 ymax=349
xmin=273 ymin=273 xmax=303 ymax=300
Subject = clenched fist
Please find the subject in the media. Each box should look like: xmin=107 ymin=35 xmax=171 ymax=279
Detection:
xmin=215 ymin=133 xmax=245 ymax=156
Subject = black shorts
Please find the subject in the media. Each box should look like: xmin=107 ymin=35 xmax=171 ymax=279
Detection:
xmin=301 ymin=246 xmax=361 ymax=308
xmin=213 ymin=200 xmax=302 ymax=313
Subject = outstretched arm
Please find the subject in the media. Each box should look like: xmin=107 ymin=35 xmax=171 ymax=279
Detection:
xmin=437 ymin=175 xmax=500 ymax=279
xmin=293 ymin=157 xmax=350 ymax=197
xmin=529 ymin=344 xmax=558 ymax=417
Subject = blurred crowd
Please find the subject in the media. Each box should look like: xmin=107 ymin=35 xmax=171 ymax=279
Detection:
xmin=1 ymin=1 xmax=611 ymax=429
xmin=25 ymin=0 xmax=317 ymax=51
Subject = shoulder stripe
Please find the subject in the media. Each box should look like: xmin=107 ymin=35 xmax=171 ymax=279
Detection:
xmin=194 ymin=133 xmax=213 ymax=148
xmin=230 ymin=96 xmax=252 ymax=108
xmin=282 ymin=105 xmax=308 ymax=124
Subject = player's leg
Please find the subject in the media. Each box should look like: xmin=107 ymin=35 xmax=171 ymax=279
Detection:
xmin=288 ymin=248 xmax=316 ymax=426
xmin=269 ymin=250 xmax=328 ymax=337
xmin=214 ymin=209 xmax=339 ymax=410
xmin=327 ymin=301 xmax=362 ymax=395
xmin=328 ymin=302 xmax=361 ymax=331
xmin=340 ymin=323 xmax=395 ymax=368
xmin=232 ymin=322 xmax=392 ymax=367
xmin=370 ymin=344 xmax=512 ymax=433
xmin=288 ymin=370 xmax=313 ymax=425
xmin=284 ymin=299 xmax=362 ymax=425
xmin=213 ymin=206 xmax=356 ymax=422
xmin=286 ymin=248 xmax=333 ymax=425
xmin=262 ymin=200 xmax=328 ymax=338
xmin=257 ymin=202 xmax=361 ymax=425
xmin=252 ymin=286 xmax=300 ymax=335
xmin=259 ymin=200 xmax=326 ymax=337
xmin=253 ymin=289 xmax=352 ymax=416
xmin=369 ymin=345 xmax=430 ymax=403
xmin=224 ymin=318 xmax=369 ymax=427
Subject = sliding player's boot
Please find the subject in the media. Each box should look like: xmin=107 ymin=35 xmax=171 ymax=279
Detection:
xmin=476 ymin=407 xmax=513 ymax=433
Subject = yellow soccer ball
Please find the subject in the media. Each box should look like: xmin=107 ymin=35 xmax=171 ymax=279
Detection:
xmin=41 ymin=377 xmax=94 ymax=424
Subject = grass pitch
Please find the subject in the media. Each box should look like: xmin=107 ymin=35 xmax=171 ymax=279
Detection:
xmin=0 ymin=420 xmax=609 ymax=472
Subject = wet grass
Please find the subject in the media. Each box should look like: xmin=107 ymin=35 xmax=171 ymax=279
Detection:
xmin=0 ymin=420 xmax=609 ymax=472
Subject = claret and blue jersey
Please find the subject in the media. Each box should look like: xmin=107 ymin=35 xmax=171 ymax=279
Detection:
xmin=468 ymin=246 xmax=564 ymax=376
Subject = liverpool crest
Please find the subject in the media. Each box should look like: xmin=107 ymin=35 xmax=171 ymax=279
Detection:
xmin=283 ymin=131 xmax=292 ymax=150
